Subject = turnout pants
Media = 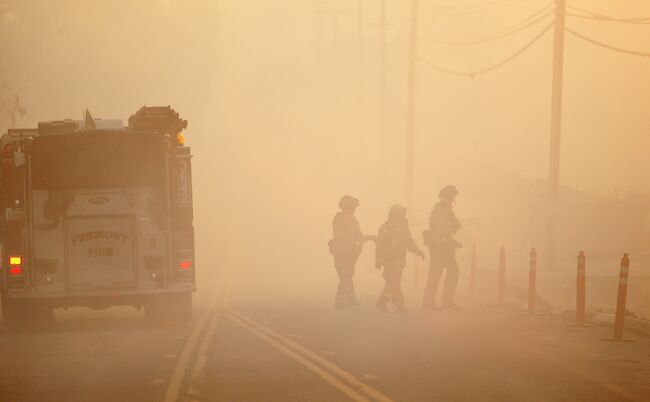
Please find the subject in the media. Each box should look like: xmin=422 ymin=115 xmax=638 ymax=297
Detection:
xmin=423 ymin=247 xmax=458 ymax=308
xmin=378 ymin=264 xmax=405 ymax=308
xmin=333 ymin=254 xmax=358 ymax=308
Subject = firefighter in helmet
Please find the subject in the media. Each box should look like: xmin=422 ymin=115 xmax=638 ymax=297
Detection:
xmin=328 ymin=195 xmax=366 ymax=309
xmin=423 ymin=185 xmax=462 ymax=311
xmin=375 ymin=204 xmax=424 ymax=313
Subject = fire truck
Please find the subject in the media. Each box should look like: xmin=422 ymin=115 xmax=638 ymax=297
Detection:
xmin=0 ymin=106 xmax=195 ymax=326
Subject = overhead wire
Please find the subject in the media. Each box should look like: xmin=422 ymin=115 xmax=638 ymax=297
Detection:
xmin=566 ymin=5 xmax=650 ymax=23
xmin=417 ymin=2 xmax=650 ymax=78
xmin=418 ymin=21 xmax=554 ymax=77
xmin=424 ymin=0 xmax=529 ymax=16
xmin=419 ymin=8 xmax=554 ymax=45
xmin=565 ymin=27 xmax=650 ymax=58
xmin=566 ymin=12 xmax=650 ymax=25
xmin=420 ymin=1 xmax=554 ymax=42
xmin=426 ymin=0 xmax=522 ymax=11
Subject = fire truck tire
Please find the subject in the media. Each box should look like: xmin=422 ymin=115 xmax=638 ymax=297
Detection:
xmin=1 ymin=298 xmax=51 ymax=328
xmin=1 ymin=296 xmax=21 ymax=325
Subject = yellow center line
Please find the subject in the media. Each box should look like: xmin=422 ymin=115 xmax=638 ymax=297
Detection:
xmin=163 ymin=291 xmax=221 ymax=402
xmin=226 ymin=313 xmax=373 ymax=402
xmin=164 ymin=265 xmax=233 ymax=402
xmin=185 ymin=271 xmax=234 ymax=401
xmin=225 ymin=308 xmax=395 ymax=402
xmin=184 ymin=310 xmax=223 ymax=402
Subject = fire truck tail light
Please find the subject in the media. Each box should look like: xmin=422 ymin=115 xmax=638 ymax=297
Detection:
xmin=9 ymin=266 xmax=23 ymax=276
xmin=179 ymin=260 xmax=192 ymax=270
xmin=7 ymin=255 xmax=24 ymax=277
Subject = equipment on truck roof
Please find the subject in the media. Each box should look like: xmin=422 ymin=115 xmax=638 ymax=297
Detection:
xmin=128 ymin=105 xmax=187 ymax=135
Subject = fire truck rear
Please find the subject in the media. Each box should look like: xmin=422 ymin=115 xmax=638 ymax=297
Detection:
xmin=0 ymin=106 xmax=195 ymax=326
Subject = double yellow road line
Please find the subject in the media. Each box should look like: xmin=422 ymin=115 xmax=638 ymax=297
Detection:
xmin=164 ymin=279 xmax=393 ymax=401
xmin=164 ymin=274 xmax=231 ymax=402
xmin=225 ymin=308 xmax=394 ymax=402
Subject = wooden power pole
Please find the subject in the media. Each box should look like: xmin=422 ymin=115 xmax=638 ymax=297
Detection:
xmin=379 ymin=0 xmax=388 ymax=162
xmin=406 ymin=0 xmax=419 ymax=211
xmin=547 ymin=0 xmax=566 ymax=271
xmin=406 ymin=0 xmax=420 ymax=287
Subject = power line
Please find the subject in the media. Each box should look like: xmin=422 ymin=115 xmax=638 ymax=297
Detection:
xmin=420 ymin=2 xmax=553 ymax=42
xmin=566 ymin=27 xmax=650 ymax=58
xmin=424 ymin=0 xmax=529 ymax=16
xmin=420 ymin=8 xmax=553 ymax=45
xmin=419 ymin=21 xmax=553 ymax=77
xmin=567 ymin=12 xmax=650 ymax=25
xmin=566 ymin=5 xmax=650 ymax=23
xmin=426 ymin=0 xmax=520 ymax=11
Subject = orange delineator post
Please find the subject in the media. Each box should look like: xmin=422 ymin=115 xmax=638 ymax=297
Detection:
xmin=576 ymin=251 xmax=586 ymax=326
xmin=470 ymin=243 xmax=477 ymax=295
xmin=527 ymin=249 xmax=537 ymax=314
xmin=613 ymin=253 xmax=630 ymax=341
xmin=497 ymin=247 xmax=506 ymax=305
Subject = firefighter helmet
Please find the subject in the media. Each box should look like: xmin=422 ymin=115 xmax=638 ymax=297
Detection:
xmin=338 ymin=195 xmax=359 ymax=210
xmin=439 ymin=185 xmax=459 ymax=199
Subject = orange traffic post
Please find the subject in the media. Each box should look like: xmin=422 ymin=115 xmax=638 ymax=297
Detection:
xmin=576 ymin=251 xmax=587 ymax=326
xmin=470 ymin=243 xmax=477 ymax=296
xmin=568 ymin=251 xmax=593 ymax=327
xmin=602 ymin=253 xmax=634 ymax=342
xmin=520 ymin=249 xmax=543 ymax=316
xmin=528 ymin=249 xmax=537 ymax=313
xmin=497 ymin=247 xmax=506 ymax=306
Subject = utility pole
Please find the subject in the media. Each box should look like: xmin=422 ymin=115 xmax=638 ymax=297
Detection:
xmin=406 ymin=0 xmax=420 ymax=287
xmin=549 ymin=0 xmax=565 ymax=198
xmin=379 ymin=0 xmax=388 ymax=162
xmin=358 ymin=0 xmax=364 ymax=51
xmin=406 ymin=0 xmax=419 ymax=211
xmin=314 ymin=2 xmax=325 ymax=50
xmin=547 ymin=0 xmax=565 ymax=271
xmin=311 ymin=2 xmax=348 ymax=52
xmin=330 ymin=7 xmax=340 ymax=44
xmin=357 ymin=0 xmax=365 ymax=147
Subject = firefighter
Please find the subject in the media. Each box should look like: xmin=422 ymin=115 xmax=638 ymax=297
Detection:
xmin=375 ymin=204 xmax=425 ymax=313
xmin=423 ymin=185 xmax=462 ymax=311
xmin=328 ymin=195 xmax=365 ymax=309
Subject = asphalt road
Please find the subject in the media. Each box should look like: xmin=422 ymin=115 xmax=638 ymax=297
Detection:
xmin=2 ymin=265 xmax=650 ymax=402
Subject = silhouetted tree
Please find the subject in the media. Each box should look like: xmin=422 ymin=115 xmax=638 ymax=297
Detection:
xmin=0 ymin=0 xmax=26 ymax=131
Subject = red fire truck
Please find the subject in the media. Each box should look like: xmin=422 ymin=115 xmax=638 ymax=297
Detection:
xmin=0 ymin=106 xmax=195 ymax=326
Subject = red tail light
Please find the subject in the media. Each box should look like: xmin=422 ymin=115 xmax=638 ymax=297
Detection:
xmin=179 ymin=260 xmax=193 ymax=270
xmin=9 ymin=266 xmax=23 ymax=276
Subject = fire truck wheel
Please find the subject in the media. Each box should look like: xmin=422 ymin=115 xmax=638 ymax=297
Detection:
xmin=1 ymin=296 xmax=21 ymax=326
xmin=1 ymin=298 xmax=51 ymax=328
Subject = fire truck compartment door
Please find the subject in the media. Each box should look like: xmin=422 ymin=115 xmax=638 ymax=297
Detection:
xmin=65 ymin=216 xmax=136 ymax=289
